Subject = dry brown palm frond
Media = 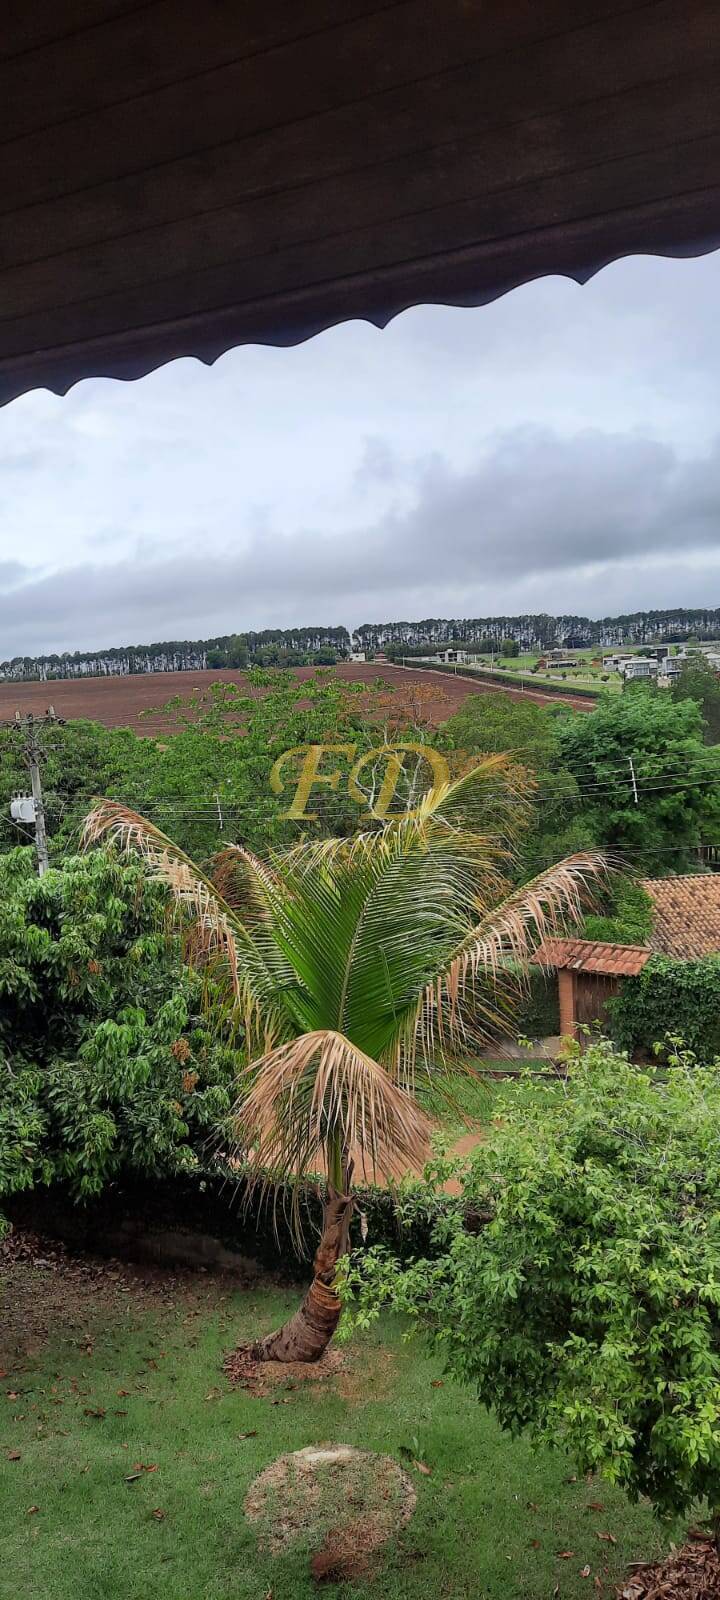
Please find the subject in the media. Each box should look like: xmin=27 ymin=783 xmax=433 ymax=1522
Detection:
xmin=418 ymin=849 xmax=609 ymax=1051
xmin=233 ymin=1029 xmax=433 ymax=1187
xmin=210 ymin=842 xmax=284 ymax=919
xmin=83 ymin=799 xmax=281 ymax=1045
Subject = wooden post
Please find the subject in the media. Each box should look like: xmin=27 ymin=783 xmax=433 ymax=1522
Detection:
xmin=558 ymin=969 xmax=577 ymax=1039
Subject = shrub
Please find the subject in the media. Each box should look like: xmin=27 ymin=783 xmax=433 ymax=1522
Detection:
xmin=0 ymin=849 xmax=237 ymax=1233
xmin=609 ymin=954 xmax=720 ymax=1057
xmin=582 ymin=881 xmax=654 ymax=946
xmin=344 ymin=1043 xmax=720 ymax=1521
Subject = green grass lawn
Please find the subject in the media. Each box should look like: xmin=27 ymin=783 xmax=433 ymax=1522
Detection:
xmin=1 ymin=1254 xmax=672 ymax=1600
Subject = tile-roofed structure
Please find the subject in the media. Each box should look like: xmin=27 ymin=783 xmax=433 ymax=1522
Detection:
xmin=642 ymin=875 xmax=720 ymax=960
xmin=534 ymin=938 xmax=650 ymax=977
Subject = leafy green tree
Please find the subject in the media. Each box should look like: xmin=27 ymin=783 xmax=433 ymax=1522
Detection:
xmin=344 ymin=1042 xmax=720 ymax=1526
xmin=0 ymin=671 xmax=401 ymax=864
xmin=85 ymin=764 xmax=605 ymax=1362
xmin=500 ymin=638 xmax=519 ymax=657
xmin=555 ymin=690 xmax=720 ymax=869
xmin=0 ymin=719 xmax=147 ymax=857
xmin=0 ymin=849 xmax=236 ymax=1235
xmin=439 ymin=695 xmax=595 ymax=877
xmin=226 ymin=634 xmax=249 ymax=668
xmin=440 ymin=693 xmax=560 ymax=770
xmin=671 ymin=657 xmax=720 ymax=743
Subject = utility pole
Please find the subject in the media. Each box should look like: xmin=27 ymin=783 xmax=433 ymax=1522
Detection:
xmin=4 ymin=707 xmax=63 ymax=875
xmin=26 ymin=715 xmax=50 ymax=873
xmin=628 ymin=754 xmax=639 ymax=806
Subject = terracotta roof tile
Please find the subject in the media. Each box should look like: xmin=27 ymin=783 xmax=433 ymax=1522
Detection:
xmin=533 ymin=938 xmax=651 ymax=976
xmin=642 ymin=875 xmax=720 ymax=960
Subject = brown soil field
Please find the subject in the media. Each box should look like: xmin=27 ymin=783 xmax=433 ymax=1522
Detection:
xmin=0 ymin=662 xmax=591 ymax=733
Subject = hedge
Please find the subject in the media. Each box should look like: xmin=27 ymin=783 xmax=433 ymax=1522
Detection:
xmin=7 ymin=1161 xmax=457 ymax=1275
xmin=608 ymin=954 xmax=720 ymax=1058
xmin=397 ymin=659 xmax=601 ymax=701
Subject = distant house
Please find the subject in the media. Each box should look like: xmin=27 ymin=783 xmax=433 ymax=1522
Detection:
xmin=602 ymin=652 xmax=636 ymax=671
xmin=620 ymin=657 xmax=659 ymax=681
xmin=535 ymin=875 xmax=720 ymax=1039
xmin=541 ymin=650 xmax=576 ymax=669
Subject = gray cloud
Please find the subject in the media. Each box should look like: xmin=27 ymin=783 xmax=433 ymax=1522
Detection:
xmin=1 ymin=424 xmax=720 ymax=656
xmin=0 ymin=560 xmax=33 ymax=592
xmin=1 ymin=248 xmax=720 ymax=653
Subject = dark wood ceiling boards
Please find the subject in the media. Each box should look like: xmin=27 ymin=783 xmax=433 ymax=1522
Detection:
xmin=0 ymin=0 xmax=718 ymax=402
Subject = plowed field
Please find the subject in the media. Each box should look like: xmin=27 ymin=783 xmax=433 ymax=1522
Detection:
xmin=0 ymin=662 xmax=591 ymax=733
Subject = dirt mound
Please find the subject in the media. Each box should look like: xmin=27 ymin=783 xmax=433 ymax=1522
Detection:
xmin=223 ymin=1343 xmax=345 ymax=1395
xmin=244 ymin=1444 xmax=416 ymax=1581
xmin=620 ymin=1533 xmax=720 ymax=1598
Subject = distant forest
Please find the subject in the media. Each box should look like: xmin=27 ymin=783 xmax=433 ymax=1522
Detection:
xmin=355 ymin=610 xmax=720 ymax=651
xmin=0 ymin=628 xmax=351 ymax=681
xmin=3 ymin=610 xmax=720 ymax=681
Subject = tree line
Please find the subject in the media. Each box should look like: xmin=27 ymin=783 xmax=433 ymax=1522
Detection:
xmin=355 ymin=607 xmax=720 ymax=650
xmin=5 ymin=608 xmax=720 ymax=683
xmin=0 ymin=627 xmax=351 ymax=681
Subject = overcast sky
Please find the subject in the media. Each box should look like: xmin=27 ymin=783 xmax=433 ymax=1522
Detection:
xmin=1 ymin=249 xmax=720 ymax=657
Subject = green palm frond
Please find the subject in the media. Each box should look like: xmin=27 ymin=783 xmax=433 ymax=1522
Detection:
xmin=84 ymin=770 xmax=608 ymax=1198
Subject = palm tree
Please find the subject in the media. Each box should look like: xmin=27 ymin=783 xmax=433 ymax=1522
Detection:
xmin=84 ymin=759 xmax=605 ymax=1363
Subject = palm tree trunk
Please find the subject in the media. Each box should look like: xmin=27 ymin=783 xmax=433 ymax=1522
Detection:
xmin=251 ymin=1183 xmax=355 ymax=1363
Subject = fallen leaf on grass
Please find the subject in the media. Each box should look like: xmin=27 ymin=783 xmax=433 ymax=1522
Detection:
xmin=7 ymin=1449 xmax=21 ymax=1461
xmin=413 ymin=1460 xmax=432 ymax=1475
xmin=237 ymin=1431 xmax=258 ymax=1440
xmin=596 ymin=1532 xmax=617 ymax=1545
xmin=580 ymin=1565 xmax=591 ymax=1578
xmin=557 ymin=1550 xmax=575 ymax=1559
xmin=132 ymin=1462 xmax=158 ymax=1473
xmin=125 ymin=1473 xmax=142 ymax=1483
xmin=26 ymin=1506 xmax=39 ymax=1516
xmin=204 ymin=1388 xmax=222 ymax=1401
xmin=151 ymin=1508 xmax=165 ymax=1521
xmin=585 ymin=1501 xmax=605 ymax=1512
xmin=529 ymin=1539 xmax=541 ymax=1549
xmin=83 ymin=1407 xmax=106 ymax=1419
xmin=430 ymin=1380 xmax=444 ymax=1388
xmin=116 ymin=1389 xmax=130 ymax=1397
